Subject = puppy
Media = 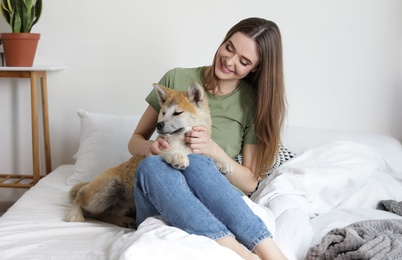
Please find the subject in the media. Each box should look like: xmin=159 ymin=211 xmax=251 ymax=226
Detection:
xmin=66 ymin=83 xmax=232 ymax=228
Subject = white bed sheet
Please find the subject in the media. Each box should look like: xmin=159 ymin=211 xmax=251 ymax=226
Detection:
xmin=0 ymin=165 xmax=275 ymax=260
xmin=0 ymin=165 xmax=122 ymax=260
xmin=2 ymin=126 xmax=402 ymax=260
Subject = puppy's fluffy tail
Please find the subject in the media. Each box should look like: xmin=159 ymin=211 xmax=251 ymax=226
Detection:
xmin=68 ymin=182 xmax=88 ymax=202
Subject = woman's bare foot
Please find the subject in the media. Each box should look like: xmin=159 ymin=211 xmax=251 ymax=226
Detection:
xmin=216 ymin=236 xmax=260 ymax=260
xmin=253 ymin=237 xmax=288 ymax=260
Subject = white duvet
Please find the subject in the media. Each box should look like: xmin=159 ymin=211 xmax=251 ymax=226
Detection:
xmin=251 ymin=141 xmax=402 ymax=259
xmin=1 ymin=141 xmax=402 ymax=260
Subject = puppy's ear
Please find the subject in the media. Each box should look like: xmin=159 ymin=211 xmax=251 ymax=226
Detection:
xmin=153 ymin=83 xmax=169 ymax=106
xmin=187 ymin=83 xmax=205 ymax=106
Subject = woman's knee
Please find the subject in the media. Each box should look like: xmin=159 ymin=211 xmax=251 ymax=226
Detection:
xmin=187 ymin=154 xmax=216 ymax=169
xmin=185 ymin=154 xmax=222 ymax=180
xmin=135 ymin=156 xmax=164 ymax=180
xmin=137 ymin=155 xmax=162 ymax=169
xmin=136 ymin=155 xmax=187 ymax=185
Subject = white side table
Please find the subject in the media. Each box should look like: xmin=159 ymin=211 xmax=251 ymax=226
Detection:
xmin=0 ymin=66 xmax=66 ymax=188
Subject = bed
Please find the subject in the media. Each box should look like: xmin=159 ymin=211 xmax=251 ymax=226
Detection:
xmin=1 ymin=110 xmax=401 ymax=260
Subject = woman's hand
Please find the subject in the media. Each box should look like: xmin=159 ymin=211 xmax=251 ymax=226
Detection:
xmin=145 ymin=137 xmax=169 ymax=156
xmin=185 ymin=126 xmax=215 ymax=155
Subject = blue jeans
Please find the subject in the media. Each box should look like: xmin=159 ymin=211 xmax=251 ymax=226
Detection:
xmin=134 ymin=154 xmax=272 ymax=251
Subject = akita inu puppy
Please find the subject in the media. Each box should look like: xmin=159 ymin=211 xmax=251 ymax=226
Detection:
xmin=66 ymin=83 xmax=232 ymax=228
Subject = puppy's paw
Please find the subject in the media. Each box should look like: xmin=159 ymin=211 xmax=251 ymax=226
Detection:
xmin=66 ymin=204 xmax=85 ymax=222
xmin=66 ymin=213 xmax=85 ymax=223
xmin=162 ymin=152 xmax=189 ymax=170
xmin=214 ymin=158 xmax=233 ymax=176
xmin=120 ymin=216 xmax=136 ymax=229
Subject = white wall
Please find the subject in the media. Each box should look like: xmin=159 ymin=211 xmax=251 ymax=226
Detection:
xmin=1 ymin=0 xmax=401 ymax=200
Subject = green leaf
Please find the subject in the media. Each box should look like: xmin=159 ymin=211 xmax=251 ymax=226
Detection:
xmin=32 ymin=0 xmax=41 ymax=26
xmin=1 ymin=0 xmax=42 ymax=32
xmin=1 ymin=2 xmax=12 ymax=25
xmin=12 ymin=6 xmax=21 ymax=32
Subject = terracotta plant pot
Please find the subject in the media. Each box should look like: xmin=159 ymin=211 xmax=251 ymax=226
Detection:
xmin=1 ymin=33 xmax=40 ymax=67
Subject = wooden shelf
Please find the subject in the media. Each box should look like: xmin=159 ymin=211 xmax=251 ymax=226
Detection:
xmin=1 ymin=66 xmax=65 ymax=188
xmin=0 ymin=174 xmax=43 ymax=188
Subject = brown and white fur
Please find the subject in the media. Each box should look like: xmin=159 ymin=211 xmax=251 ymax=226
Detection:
xmin=66 ymin=83 xmax=232 ymax=228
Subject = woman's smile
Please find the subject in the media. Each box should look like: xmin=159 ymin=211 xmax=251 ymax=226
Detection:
xmin=219 ymin=59 xmax=235 ymax=74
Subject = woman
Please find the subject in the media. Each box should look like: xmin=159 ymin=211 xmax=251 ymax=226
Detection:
xmin=128 ymin=17 xmax=287 ymax=260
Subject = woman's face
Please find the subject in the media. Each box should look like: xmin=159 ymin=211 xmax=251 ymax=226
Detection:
xmin=214 ymin=32 xmax=260 ymax=82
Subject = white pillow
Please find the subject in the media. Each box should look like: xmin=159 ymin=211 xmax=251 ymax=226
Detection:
xmin=66 ymin=110 xmax=141 ymax=185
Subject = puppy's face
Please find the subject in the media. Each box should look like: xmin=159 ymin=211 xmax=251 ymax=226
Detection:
xmin=153 ymin=83 xmax=209 ymax=137
xmin=156 ymin=99 xmax=197 ymax=136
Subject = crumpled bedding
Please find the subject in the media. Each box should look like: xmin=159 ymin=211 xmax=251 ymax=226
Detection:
xmin=251 ymin=141 xmax=402 ymax=259
xmin=305 ymin=188 xmax=402 ymax=259
xmin=305 ymin=219 xmax=402 ymax=260
xmin=2 ymin=140 xmax=402 ymax=260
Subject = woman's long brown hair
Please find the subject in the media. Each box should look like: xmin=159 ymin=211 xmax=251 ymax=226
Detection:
xmin=204 ymin=17 xmax=286 ymax=180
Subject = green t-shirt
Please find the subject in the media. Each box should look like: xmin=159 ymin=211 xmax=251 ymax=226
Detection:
xmin=146 ymin=67 xmax=258 ymax=159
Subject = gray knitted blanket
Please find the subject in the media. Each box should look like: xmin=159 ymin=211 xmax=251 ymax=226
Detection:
xmin=377 ymin=200 xmax=402 ymax=216
xmin=306 ymin=218 xmax=402 ymax=260
xmin=306 ymin=200 xmax=402 ymax=259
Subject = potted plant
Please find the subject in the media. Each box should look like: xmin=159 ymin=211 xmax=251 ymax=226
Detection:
xmin=0 ymin=0 xmax=42 ymax=66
